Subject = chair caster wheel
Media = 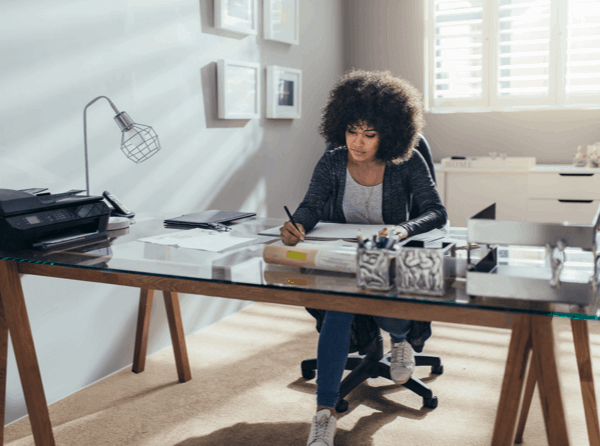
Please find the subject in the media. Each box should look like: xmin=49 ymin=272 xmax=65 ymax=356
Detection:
xmin=432 ymin=365 xmax=444 ymax=375
xmin=423 ymin=396 xmax=438 ymax=409
xmin=336 ymin=399 xmax=348 ymax=413
xmin=302 ymin=368 xmax=315 ymax=380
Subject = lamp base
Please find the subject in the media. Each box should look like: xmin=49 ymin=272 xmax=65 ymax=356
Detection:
xmin=106 ymin=216 xmax=131 ymax=231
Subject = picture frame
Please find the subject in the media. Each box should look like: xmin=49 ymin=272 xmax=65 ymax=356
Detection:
xmin=266 ymin=65 xmax=302 ymax=119
xmin=214 ymin=0 xmax=258 ymax=36
xmin=263 ymin=0 xmax=300 ymax=45
xmin=217 ymin=59 xmax=261 ymax=119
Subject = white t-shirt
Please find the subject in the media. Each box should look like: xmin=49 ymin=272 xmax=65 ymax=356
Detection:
xmin=342 ymin=168 xmax=385 ymax=224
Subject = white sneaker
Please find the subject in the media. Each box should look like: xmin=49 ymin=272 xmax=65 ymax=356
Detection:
xmin=307 ymin=409 xmax=336 ymax=446
xmin=390 ymin=339 xmax=415 ymax=384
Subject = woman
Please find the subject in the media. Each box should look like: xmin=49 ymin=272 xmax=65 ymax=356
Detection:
xmin=280 ymin=70 xmax=447 ymax=446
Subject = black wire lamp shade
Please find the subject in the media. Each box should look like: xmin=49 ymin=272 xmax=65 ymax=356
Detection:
xmin=83 ymin=96 xmax=160 ymax=195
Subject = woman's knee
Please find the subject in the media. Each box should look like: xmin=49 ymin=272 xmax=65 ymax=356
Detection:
xmin=324 ymin=311 xmax=354 ymax=326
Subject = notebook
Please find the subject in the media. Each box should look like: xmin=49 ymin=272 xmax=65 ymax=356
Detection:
xmin=164 ymin=210 xmax=256 ymax=229
xmin=258 ymin=221 xmax=448 ymax=243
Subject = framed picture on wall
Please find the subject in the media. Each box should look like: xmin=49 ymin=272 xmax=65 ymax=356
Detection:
xmin=217 ymin=59 xmax=261 ymax=119
xmin=214 ymin=0 xmax=258 ymax=35
xmin=266 ymin=65 xmax=301 ymax=119
xmin=264 ymin=0 xmax=299 ymax=45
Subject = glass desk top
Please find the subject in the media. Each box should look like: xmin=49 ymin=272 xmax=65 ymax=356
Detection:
xmin=2 ymin=214 xmax=599 ymax=320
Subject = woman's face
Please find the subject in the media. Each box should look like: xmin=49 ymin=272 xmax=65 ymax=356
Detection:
xmin=345 ymin=122 xmax=380 ymax=164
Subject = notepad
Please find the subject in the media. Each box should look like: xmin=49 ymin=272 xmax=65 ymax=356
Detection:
xmin=258 ymin=222 xmax=448 ymax=244
xmin=258 ymin=222 xmax=387 ymax=240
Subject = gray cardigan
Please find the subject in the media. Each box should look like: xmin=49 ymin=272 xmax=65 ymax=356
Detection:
xmin=292 ymin=147 xmax=447 ymax=234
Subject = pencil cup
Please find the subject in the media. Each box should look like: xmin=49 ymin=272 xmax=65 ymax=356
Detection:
xmin=394 ymin=241 xmax=456 ymax=296
xmin=356 ymin=248 xmax=395 ymax=291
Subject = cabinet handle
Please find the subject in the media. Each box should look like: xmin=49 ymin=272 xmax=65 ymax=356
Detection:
xmin=559 ymin=173 xmax=594 ymax=177
xmin=558 ymin=199 xmax=593 ymax=203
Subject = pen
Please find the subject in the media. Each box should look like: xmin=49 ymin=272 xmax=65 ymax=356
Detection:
xmin=284 ymin=206 xmax=303 ymax=240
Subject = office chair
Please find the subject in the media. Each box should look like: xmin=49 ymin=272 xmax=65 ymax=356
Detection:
xmin=300 ymin=134 xmax=443 ymax=412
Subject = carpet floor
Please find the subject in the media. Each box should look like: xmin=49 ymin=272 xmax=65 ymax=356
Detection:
xmin=5 ymin=302 xmax=600 ymax=445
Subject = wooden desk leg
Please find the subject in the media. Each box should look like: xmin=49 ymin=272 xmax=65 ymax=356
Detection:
xmin=0 ymin=291 xmax=8 ymax=444
xmin=571 ymin=318 xmax=600 ymax=446
xmin=532 ymin=315 xmax=569 ymax=446
xmin=162 ymin=292 xmax=191 ymax=383
xmin=492 ymin=314 xmax=532 ymax=446
xmin=0 ymin=261 xmax=55 ymax=446
xmin=514 ymin=353 xmax=537 ymax=444
xmin=132 ymin=289 xmax=154 ymax=374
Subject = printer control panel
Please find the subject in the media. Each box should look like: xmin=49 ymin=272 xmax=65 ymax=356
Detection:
xmin=6 ymin=203 xmax=106 ymax=230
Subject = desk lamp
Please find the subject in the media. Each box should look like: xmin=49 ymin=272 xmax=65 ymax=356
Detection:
xmin=83 ymin=95 xmax=160 ymax=196
xmin=83 ymin=96 xmax=160 ymax=230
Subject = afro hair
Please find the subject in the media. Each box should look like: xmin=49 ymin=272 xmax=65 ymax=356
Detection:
xmin=318 ymin=69 xmax=425 ymax=164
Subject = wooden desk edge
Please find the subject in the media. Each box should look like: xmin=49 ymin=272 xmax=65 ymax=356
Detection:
xmin=17 ymin=262 xmax=513 ymax=329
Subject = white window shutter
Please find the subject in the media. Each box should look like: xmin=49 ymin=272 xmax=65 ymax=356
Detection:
xmin=492 ymin=0 xmax=554 ymax=107
xmin=427 ymin=0 xmax=487 ymax=109
xmin=564 ymin=0 xmax=600 ymax=104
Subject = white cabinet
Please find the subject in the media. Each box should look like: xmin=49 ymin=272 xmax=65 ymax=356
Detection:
xmin=434 ymin=163 xmax=600 ymax=226
xmin=527 ymin=166 xmax=600 ymax=225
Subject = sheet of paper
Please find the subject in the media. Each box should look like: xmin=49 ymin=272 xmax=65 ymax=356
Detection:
xmin=259 ymin=222 xmax=449 ymax=243
xmin=258 ymin=222 xmax=388 ymax=240
xmin=137 ymin=229 xmax=257 ymax=252
xmin=403 ymin=227 xmax=449 ymax=243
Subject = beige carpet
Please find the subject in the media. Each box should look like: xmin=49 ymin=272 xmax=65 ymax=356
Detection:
xmin=5 ymin=302 xmax=600 ymax=445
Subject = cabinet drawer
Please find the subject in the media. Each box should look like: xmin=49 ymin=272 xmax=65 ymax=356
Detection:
xmin=527 ymin=199 xmax=600 ymax=224
xmin=528 ymin=172 xmax=600 ymax=199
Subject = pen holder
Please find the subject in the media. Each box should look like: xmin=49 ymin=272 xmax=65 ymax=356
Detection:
xmin=356 ymin=248 xmax=395 ymax=291
xmin=394 ymin=241 xmax=456 ymax=296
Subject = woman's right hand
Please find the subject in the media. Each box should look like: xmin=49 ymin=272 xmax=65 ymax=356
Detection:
xmin=280 ymin=221 xmax=305 ymax=246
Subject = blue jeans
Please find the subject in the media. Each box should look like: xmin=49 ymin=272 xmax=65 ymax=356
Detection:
xmin=316 ymin=310 xmax=412 ymax=408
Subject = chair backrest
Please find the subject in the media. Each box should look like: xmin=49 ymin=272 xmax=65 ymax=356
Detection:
xmin=324 ymin=134 xmax=437 ymax=220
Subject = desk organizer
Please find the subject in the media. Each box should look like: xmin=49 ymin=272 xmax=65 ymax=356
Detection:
xmin=394 ymin=240 xmax=456 ymax=296
xmin=466 ymin=203 xmax=600 ymax=305
xmin=356 ymin=248 xmax=395 ymax=291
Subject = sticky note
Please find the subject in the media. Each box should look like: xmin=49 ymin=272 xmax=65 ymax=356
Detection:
xmin=286 ymin=250 xmax=306 ymax=261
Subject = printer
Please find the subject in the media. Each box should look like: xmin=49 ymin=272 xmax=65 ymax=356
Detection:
xmin=0 ymin=189 xmax=110 ymax=251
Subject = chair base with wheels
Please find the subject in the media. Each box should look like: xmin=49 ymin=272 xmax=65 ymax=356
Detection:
xmin=301 ymin=333 xmax=443 ymax=412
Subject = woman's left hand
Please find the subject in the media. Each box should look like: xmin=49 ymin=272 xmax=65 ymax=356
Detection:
xmin=378 ymin=226 xmax=409 ymax=240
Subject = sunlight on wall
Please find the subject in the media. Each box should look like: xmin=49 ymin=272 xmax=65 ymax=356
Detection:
xmin=0 ymin=0 xmax=346 ymax=427
xmin=241 ymin=176 xmax=267 ymax=217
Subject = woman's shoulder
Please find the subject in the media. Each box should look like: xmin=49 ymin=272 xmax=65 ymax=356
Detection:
xmin=388 ymin=148 xmax=425 ymax=170
xmin=319 ymin=145 xmax=347 ymax=166
xmin=324 ymin=145 xmax=348 ymax=157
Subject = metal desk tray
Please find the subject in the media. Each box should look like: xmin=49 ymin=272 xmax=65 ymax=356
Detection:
xmin=465 ymin=204 xmax=600 ymax=305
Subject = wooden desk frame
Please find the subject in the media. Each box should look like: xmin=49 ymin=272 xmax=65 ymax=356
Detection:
xmin=2 ymin=259 xmax=599 ymax=446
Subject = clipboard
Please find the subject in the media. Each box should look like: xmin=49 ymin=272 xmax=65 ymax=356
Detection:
xmin=164 ymin=210 xmax=256 ymax=231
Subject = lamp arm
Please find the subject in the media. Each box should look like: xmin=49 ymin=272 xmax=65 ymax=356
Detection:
xmin=83 ymin=96 xmax=121 ymax=195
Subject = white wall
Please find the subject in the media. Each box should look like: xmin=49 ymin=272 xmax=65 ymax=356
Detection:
xmin=346 ymin=0 xmax=600 ymax=164
xmin=0 ymin=0 xmax=347 ymax=424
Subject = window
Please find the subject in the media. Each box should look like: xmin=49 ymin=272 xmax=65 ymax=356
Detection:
xmin=425 ymin=0 xmax=600 ymax=112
